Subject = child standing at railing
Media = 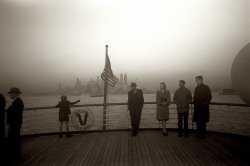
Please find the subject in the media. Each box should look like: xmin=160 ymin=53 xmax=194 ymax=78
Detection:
xmin=56 ymin=96 xmax=80 ymax=137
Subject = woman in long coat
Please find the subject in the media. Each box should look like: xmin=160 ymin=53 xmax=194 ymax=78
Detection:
xmin=156 ymin=82 xmax=171 ymax=136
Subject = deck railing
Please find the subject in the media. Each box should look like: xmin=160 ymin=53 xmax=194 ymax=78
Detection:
xmin=19 ymin=102 xmax=250 ymax=136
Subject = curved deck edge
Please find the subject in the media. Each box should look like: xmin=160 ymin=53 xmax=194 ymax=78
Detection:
xmin=20 ymin=128 xmax=250 ymax=140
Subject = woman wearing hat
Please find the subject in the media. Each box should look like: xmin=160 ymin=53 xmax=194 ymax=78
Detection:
xmin=156 ymin=82 xmax=171 ymax=136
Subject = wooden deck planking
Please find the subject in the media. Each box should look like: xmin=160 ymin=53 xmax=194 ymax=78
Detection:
xmin=132 ymin=136 xmax=142 ymax=166
xmin=134 ymin=135 xmax=144 ymax=166
xmin=194 ymin=137 xmax=232 ymax=165
xmin=84 ymin=133 xmax=104 ymax=166
xmin=127 ymin=134 xmax=134 ymax=166
xmin=24 ymin=137 xmax=61 ymax=165
xmin=118 ymin=132 xmax=126 ymax=166
xmin=123 ymin=131 xmax=129 ymax=166
xmin=69 ymin=134 xmax=96 ymax=165
xmin=43 ymin=136 xmax=83 ymax=165
xmin=143 ymin=132 xmax=163 ymax=166
xmin=147 ymin=132 xmax=167 ymax=165
xmin=21 ymin=137 xmax=57 ymax=165
xmin=154 ymin=133 xmax=179 ymax=165
xmin=93 ymin=133 xmax=111 ymax=166
xmin=89 ymin=133 xmax=108 ymax=166
xmin=171 ymin=135 xmax=202 ymax=166
xmin=13 ymin=131 xmax=250 ymax=166
xmin=205 ymin=136 xmax=243 ymax=165
xmin=109 ymin=133 xmax=119 ymax=166
xmin=184 ymin=137 xmax=210 ymax=165
xmin=157 ymin=133 xmax=184 ymax=165
xmin=200 ymin=138 xmax=230 ymax=165
xmin=46 ymin=138 xmax=72 ymax=165
xmin=170 ymin=134 xmax=202 ymax=166
xmin=140 ymin=133 xmax=155 ymax=166
xmin=186 ymin=138 xmax=218 ymax=165
xmin=64 ymin=134 xmax=91 ymax=165
xmin=137 ymin=133 xmax=150 ymax=166
xmin=103 ymin=133 xmax=116 ymax=166
xmin=79 ymin=134 xmax=99 ymax=166
xmin=114 ymin=132 xmax=123 ymax=166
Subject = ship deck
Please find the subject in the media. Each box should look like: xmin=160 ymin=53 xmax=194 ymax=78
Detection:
xmin=13 ymin=131 xmax=250 ymax=166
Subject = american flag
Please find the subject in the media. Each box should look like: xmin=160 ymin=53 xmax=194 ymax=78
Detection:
xmin=101 ymin=54 xmax=119 ymax=87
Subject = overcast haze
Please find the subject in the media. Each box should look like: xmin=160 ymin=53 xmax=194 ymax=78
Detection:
xmin=0 ymin=0 xmax=249 ymax=93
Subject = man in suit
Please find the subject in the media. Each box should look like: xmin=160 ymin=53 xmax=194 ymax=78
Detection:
xmin=193 ymin=76 xmax=212 ymax=139
xmin=6 ymin=87 xmax=24 ymax=160
xmin=128 ymin=82 xmax=144 ymax=136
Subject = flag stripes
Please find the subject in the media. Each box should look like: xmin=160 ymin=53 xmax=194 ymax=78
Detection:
xmin=101 ymin=54 xmax=118 ymax=87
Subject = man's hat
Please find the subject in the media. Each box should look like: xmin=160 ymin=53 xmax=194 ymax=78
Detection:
xmin=195 ymin=76 xmax=203 ymax=80
xmin=130 ymin=82 xmax=137 ymax=87
xmin=8 ymin=87 xmax=22 ymax=94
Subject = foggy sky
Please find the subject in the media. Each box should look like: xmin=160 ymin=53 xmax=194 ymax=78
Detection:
xmin=0 ymin=0 xmax=249 ymax=93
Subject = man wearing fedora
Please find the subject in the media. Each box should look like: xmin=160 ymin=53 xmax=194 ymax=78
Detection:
xmin=128 ymin=82 xmax=144 ymax=136
xmin=6 ymin=87 xmax=24 ymax=161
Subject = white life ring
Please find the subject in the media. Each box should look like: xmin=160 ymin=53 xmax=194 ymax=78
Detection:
xmin=71 ymin=108 xmax=94 ymax=131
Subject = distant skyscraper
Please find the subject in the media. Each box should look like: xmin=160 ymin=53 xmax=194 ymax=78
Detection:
xmin=74 ymin=78 xmax=81 ymax=89
xmin=124 ymin=73 xmax=128 ymax=85
xmin=97 ymin=76 xmax=100 ymax=85
xmin=56 ymin=83 xmax=64 ymax=95
xmin=58 ymin=83 xmax=62 ymax=89
xmin=120 ymin=73 xmax=124 ymax=85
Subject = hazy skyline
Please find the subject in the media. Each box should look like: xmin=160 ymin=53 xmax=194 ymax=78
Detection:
xmin=0 ymin=0 xmax=249 ymax=93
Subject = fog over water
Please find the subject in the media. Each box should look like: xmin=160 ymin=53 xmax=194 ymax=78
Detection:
xmin=0 ymin=0 xmax=249 ymax=93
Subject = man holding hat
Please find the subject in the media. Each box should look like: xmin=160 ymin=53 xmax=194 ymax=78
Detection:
xmin=128 ymin=82 xmax=144 ymax=136
xmin=6 ymin=87 xmax=24 ymax=160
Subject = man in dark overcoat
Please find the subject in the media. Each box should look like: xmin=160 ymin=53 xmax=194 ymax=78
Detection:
xmin=0 ymin=93 xmax=6 ymax=162
xmin=0 ymin=93 xmax=6 ymax=140
xmin=193 ymin=76 xmax=212 ymax=139
xmin=128 ymin=82 xmax=144 ymax=136
xmin=6 ymin=87 xmax=24 ymax=160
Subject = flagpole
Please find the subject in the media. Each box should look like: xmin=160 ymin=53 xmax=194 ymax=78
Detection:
xmin=103 ymin=45 xmax=108 ymax=131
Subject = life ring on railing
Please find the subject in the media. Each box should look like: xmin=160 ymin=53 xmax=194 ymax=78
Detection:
xmin=71 ymin=109 xmax=95 ymax=131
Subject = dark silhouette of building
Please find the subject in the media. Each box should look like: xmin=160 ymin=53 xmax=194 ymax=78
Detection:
xmin=56 ymin=84 xmax=64 ymax=95
xmin=74 ymin=78 xmax=84 ymax=95
xmin=120 ymin=73 xmax=124 ymax=86
xmin=124 ymin=73 xmax=128 ymax=85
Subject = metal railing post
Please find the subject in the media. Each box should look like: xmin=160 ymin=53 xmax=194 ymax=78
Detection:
xmin=191 ymin=103 xmax=194 ymax=130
